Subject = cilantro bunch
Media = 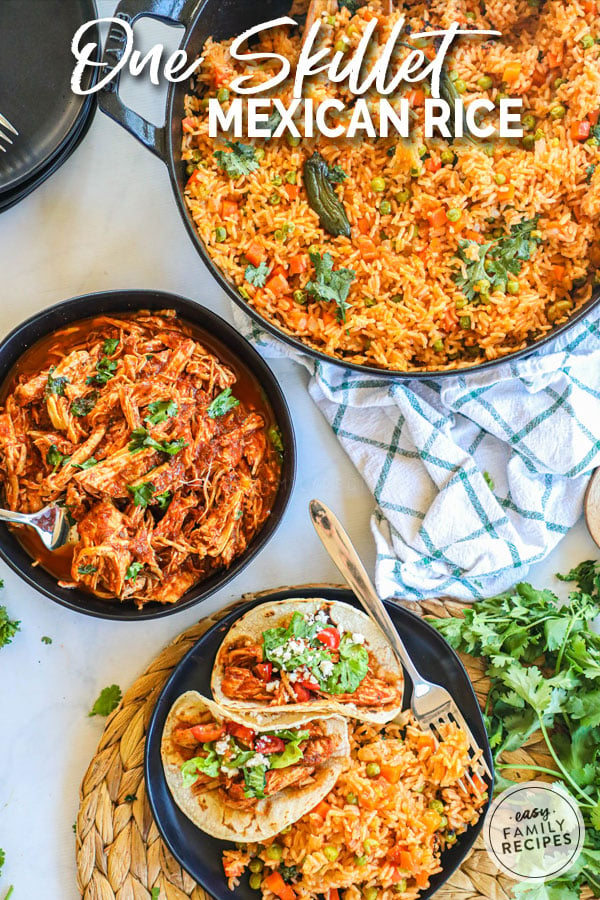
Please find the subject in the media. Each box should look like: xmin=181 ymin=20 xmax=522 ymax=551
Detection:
xmin=304 ymin=252 xmax=356 ymax=323
xmin=431 ymin=563 xmax=600 ymax=900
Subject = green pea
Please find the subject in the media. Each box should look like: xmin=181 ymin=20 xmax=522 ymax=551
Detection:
xmin=323 ymin=845 xmax=339 ymax=862
xmin=496 ymin=91 xmax=508 ymax=101
xmin=466 ymin=10 xmax=476 ymax=19
xmin=446 ymin=832 xmax=457 ymax=845
xmin=286 ymin=134 xmax=301 ymax=147
xmin=494 ymin=173 xmax=506 ymax=185
xmin=531 ymin=229 xmax=542 ymax=239
xmin=418 ymin=145 xmax=428 ymax=158
xmin=587 ymin=136 xmax=600 ymax=146
xmin=335 ymin=39 xmax=349 ymax=53
xmin=285 ymin=171 xmax=298 ymax=184
xmin=440 ymin=149 xmax=455 ymax=166
xmin=446 ymin=208 xmax=461 ymax=222
xmin=534 ymin=128 xmax=545 ymax=141
xmin=477 ymin=279 xmax=491 ymax=295
xmin=439 ymin=815 xmax=448 ymax=828
xmin=477 ymin=75 xmax=493 ymax=90
xmin=366 ymin=762 xmax=380 ymax=777
xmin=239 ymin=287 xmax=250 ymax=300
xmin=581 ymin=34 xmax=595 ymax=49
xmin=249 ymin=859 xmax=264 ymax=873
xmin=355 ymin=855 xmax=368 ymax=867
xmin=459 ymin=315 xmax=472 ymax=329
xmin=371 ymin=177 xmax=386 ymax=192
xmin=410 ymin=165 xmax=422 ymax=177
xmin=364 ymin=297 xmax=377 ymax=307
xmin=390 ymin=294 xmax=404 ymax=304
xmin=363 ymin=888 xmax=378 ymax=900
xmin=327 ymin=13 xmax=337 ymax=24
xmin=249 ymin=874 xmax=262 ymax=890
xmin=280 ymin=825 xmax=292 ymax=835
xmin=554 ymin=77 xmax=567 ymax=89
xmin=214 ymin=226 xmax=227 ymax=242
xmin=393 ymin=881 xmax=407 ymax=893
xmin=363 ymin=839 xmax=378 ymax=853
xmin=345 ymin=792 xmax=358 ymax=805
xmin=432 ymin=339 xmax=444 ymax=352
xmin=199 ymin=97 xmax=210 ymax=111
xmin=454 ymin=79 xmax=467 ymax=94
xmin=265 ymin=844 xmax=283 ymax=861
xmin=395 ymin=189 xmax=411 ymax=203
xmin=274 ymin=229 xmax=285 ymax=242
xmin=550 ymin=105 xmax=566 ymax=119
xmin=271 ymin=174 xmax=283 ymax=185
xmin=284 ymin=222 xmax=295 ymax=235
xmin=522 ymin=113 xmax=536 ymax=131
xmin=522 ymin=134 xmax=535 ymax=150
xmin=507 ymin=280 xmax=520 ymax=294
xmin=186 ymin=163 xmax=196 ymax=176
xmin=217 ymin=87 xmax=230 ymax=102
xmin=268 ymin=192 xmax=281 ymax=206
xmin=455 ymin=297 xmax=467 ymax=309
xmin=255 ymin=147 xmax=266 ymax=161
xmin=428 ymin=799 xmax=445 ymax=813
xmin=379 ymin=200 xmax=392 ymax=215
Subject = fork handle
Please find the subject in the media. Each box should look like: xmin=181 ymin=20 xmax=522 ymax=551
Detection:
xmin=309 ymin=499 xmax=423 ymax=688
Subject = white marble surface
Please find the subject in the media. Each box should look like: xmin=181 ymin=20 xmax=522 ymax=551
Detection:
xmin=0 ymin=5 xmax=598 ymax=898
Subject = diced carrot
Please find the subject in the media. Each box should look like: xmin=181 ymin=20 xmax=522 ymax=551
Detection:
xmin=356 ymin=236 xmax=378 ymax=261
xmin=427 ymin=207 xmax=447 ymax=229
xmin=283 ymin=183 xmax=300 ymax=201
xmin=357 ymin=217 xmax=371 ymax=235
xmin=399 ymin=850 xmax=415 ymax=871
xmin=245 ymin=242 xmax=265 ymax=267
xmin=221 ymin=200 xmax=239 ymax=218
xmin=264 ymin=871 xmax=296 ymax=900
xmin=442 ymin=308 xmax=458 ymax=331
xmin=415 ymin=871 xmax=429 ymax=889
xmin=471 ymin=772 xmax=487 ymax=793
xmin=289 ymin=254 xmax=309 ymax=276
xmin=271 ymin=264 xmax=287 ymax=278
xmin=186 ymin=169 xmax=202 ymax=189
xmin=321 ymin=309 xmax=337 ymax=327
xmin=546 ymin=51 xmax=560 ymax=68
xmin=380 ymin=763 xmax=402 ymax=784
xmin=182 ymin=117 xmax=197 ymax=134
xmin=265 ymin=273 xmax=290 ymax=295
xmin=463 ymin=229 xmax=485 ymax=244
xmin=423 ymin=809 xmax=443 ymax=834
xmin=588 ymin=109 xmax=600 ymax=126
xmin=425 ymin=157 xmax=442 ymax=173
xmin=424 ymin=45 xmax=436 ymax=60
xmin=417 ymin=247 xmax=428 ymax=262
xmin=406 ymin=88 xmax=426 ymax=107
xmin=328 ymin=891 xmax=340 ymax=900
xmin=497 ymin=183 xmax=515 ymax=201
xmin=582 ymin=0 xmax=596 ymax=14
xmin=571 ymin=120 xmax=591 ymax=141
xmin=531 ymin=68 xmax=547 ymax=87
xmin=212 ymin=68 xmax=229 ymax=88
xmin=502 ymin=61 xmax=521 ymax=84
xmin=552 ymin=264 xmax=566 ymax=282
xmin=312 ymin=800 xmax=331 ymax=819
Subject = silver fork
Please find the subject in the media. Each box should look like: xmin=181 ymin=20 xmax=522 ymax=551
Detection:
xmin=309 ymin=498 xmax=492 ymax=795
xmin=0 ymin=112 xmax=18 ymax=152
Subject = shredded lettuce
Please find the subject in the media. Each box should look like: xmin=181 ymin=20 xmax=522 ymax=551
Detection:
xmin=243 ymin=764 xmax=267 ymax=798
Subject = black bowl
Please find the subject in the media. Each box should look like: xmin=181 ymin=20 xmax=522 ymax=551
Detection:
xmin=145 ymin=586 xmax=493 ymax=900
xmin=0 ymin=290 xmax=295 ymax=620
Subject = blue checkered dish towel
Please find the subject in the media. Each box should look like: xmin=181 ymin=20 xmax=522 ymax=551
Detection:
xmin=232 ymin=304 xmax=600 ymax=602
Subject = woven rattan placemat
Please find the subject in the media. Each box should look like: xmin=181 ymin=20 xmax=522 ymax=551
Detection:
xmin=75 ymin=587 xmax=586 ymax=900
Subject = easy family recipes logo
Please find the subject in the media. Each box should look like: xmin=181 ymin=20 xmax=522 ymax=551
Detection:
xmin=71 ymin=16 xmax=524 ymax=141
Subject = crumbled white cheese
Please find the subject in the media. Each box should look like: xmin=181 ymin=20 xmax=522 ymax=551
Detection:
xmin=288 ymin=670 xmax=299 ymax=683
xmin=215 ymin=739 xmax=230 ymax=756
xmin=352 ymin=633 xmax=365 ymax=644
xmin=316 ymin=609 xmax=329 ymax=624
xmin=245 ymin=753 xmax=269 ymax=768
xmin=320 ymin=659 xmax=335 ymax=678
xmin=220 ymin=765 xmax=239 ymax=776
xmin=265 ymin=681 xmax=278 ymax=692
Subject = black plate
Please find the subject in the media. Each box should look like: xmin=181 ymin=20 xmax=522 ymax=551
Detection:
xmin=145 ymin=587 xmax=493 ymax=900
xmin=0 ymin=0 xmax=98 ymax=193
xmin=0 ymin=291 xmax=295 ymax=620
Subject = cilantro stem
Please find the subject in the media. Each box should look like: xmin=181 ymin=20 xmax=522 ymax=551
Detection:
xmin=537 ymin=715 xmax=594 ymax=806
xmin=555 ymin=612 xmax=579 ymax=674
xmin=495 ymin=761 xmax=564 ymax=779
xmin=4 ymin=888 xmax=14 ymax=900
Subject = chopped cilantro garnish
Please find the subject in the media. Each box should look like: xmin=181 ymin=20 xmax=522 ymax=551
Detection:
xmin=586 ymin=163 xmax=597 ymax=184
xmin=78 ymin=564 xmax=97 ymax=575
xmin=483 ymin=471 xmax=495 ymax=490
xmin=128 ymin=427 xmax=187 ymax=456
xmin=207 ymin=387 xmax=240 ymax=418
xmin=245 ymin=261 xmax=271 ymax=287
xmin=127 ymin=481 xmax=156 ymax=508
xmin=41 ymin=636 xmax=53 ymax=644
xmin=45 ymin=367 xmax=69 ymax=397
xmin=214 ymin=141 xmax=260 ymax=178
xmin=71 ymin=457 xmax=98 ymax=470
xmin=87 ymin=355 xmax=118 ymax=386
xmin=71 ymin=392 xmax=98 ymax=417
xmin=327 ymin=163 xmax=348 ymax=183
xmin=126 ymin=562 xmax=144 ymax=583
xmin=339 ymin=0 xmax=359 ymax=13
xmin=103 ymin=338 xmax=119 ymax=355
xmin=268 ymin=425 xmax=284 ymax=456
xmin=155 ymin=490 xmax=172 ymax=510
xmin=89 ymin=684 xmax=122 ymax=717
xmin=305 ymin=252 xmax=356 ymax=323
xmin=0 ymin=602 xmax=19 ymax=650
xmin=47 ymin=444 xmax=70 ymax=470
xmin=145 ymin=399 xmax=178 ymax=426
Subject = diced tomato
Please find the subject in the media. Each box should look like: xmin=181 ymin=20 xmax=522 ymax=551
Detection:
xmin=265 ymin=273 xmax=290 ymax=295
xmin=292 ymin=683 xmax=311 ymax=702
xmin=263 ymin=871 xmax=296 ymax=900
xmin=425 ymin=157 xmax=442 ymax=173
xmin=388 ymin=848 xmax=415 ymax=871
xmin=502 ymin=61 xmax=521 ymax=84
xmin=284 ymin=183 xmax=300 ymax=201
xmin=255 ymin=735 xmax=286 ymax=754
xmin=316 ymin=628 xmax=341 ymax=650
xmin=225 ymin=722 xmax=255 ymax=747
xmin=289 ymin=254 xmax=309 ymax=276
xmin=190 ymin=723 xmax=226 ymax=742
xmin=571 ymin=121 xmax=591 ymax=141
xmin=245 ymin=242 xmax=265 ymax=267
xmin=406 ymin=88 xmax=425 ymax=107
xmin=357 ymin=216 xmax=371 ymax=235
xmin=221 ymin=200 xmax=239 ymax=218
xmin=182 ymin=117 xmax=197 ymax=133
xmin=255 ymin=662 xmax=273 ymax=682
xmin=588 ymin=110 xmax=600 ymax=126
xmin=356 ymin=236 xmax=378 ymax=261
xmin=427 ymin=207 xmax=447 ymax=229
xmin=321 ymin=309 xmax=337 ymax=327
xmin=380 ymin=763 xmax=402 ymax=783
xmin=312 ymin=800 xmax=331 ymax=819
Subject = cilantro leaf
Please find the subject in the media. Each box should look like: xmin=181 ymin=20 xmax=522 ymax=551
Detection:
xmin=305 ymin=252 xmax=356 ymax=322
xmin=207 ymin=387 xmax=240 ymax=418
xmin=126 ymin=562 xmax=144 ymax=583
xmin=245 ymin=261 xmax=271 ymax=287
xmin=47 ymin=444 xmax=70 ymax=470
xmin=87 ymin=355 xmax=118 ymax=386
xmin=71 ymin=392 xmax=98 ymax=417
xmin=89 ymin=684 xmax=122 ymax=717
xmin=71 ymin=456 xmax=98 ymax=470
xmin=103 ymin=338 xmax=119 ymax=355
xmin=339 ymin=0 xmax=359 ymax=13
xmin=45 ymin=367 xmax=69 ymax=397
xmin=587 ymin=163 xmax=597 ymax=185
xmin=278 ymin=865 xmax=299 ymax=884
xmin=268 ymin=425 xmax=284 ymax=456
xmin=0 ymin=604 xmax=19 ymax=649
xmin=127 ymin=481 xmax=155 ymax=508
xmin=151 ymin=889 xmax=160 ymax=900
xmin=78 ymin=564 xmax=97 ymax=576
xmin=41 ymin=635 xmax=52 ymax=644
xmin=483 ymin=470 xmax=495 ymax=490
xmin=128 ymin=427 xmax=187 ymax=456
xmin=327 ymin=163 xmax=348 ymax=183
xmin=0 ymin=848 xmax=4 ymax=873
xmin=155 ymin=490 xmax=172 ymax=510
xmin=145 ymin=400 xmax=178 ymax=426
xmin=214 ymin=141 xmax=260 ymax=178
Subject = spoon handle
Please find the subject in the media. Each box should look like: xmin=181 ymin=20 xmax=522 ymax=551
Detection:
xmin=309 ymin=499 xmax=422 ymax=686
xmin=0 ymin=507 xmax=33 ymax=526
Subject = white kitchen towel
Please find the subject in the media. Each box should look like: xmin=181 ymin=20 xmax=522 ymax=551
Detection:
xmin=232 ymin=303 xmax=600 ymax=601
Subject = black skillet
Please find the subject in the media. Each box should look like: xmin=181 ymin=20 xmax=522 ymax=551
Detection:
xmin=0 ymin=0 xmax=99 ymax=194
xmin=96 ymin=0 xmax=600 ymax=379
xmin=145 ymin=586 xmax=493 ymax=900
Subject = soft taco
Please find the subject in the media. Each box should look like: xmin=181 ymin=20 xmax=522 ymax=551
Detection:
xmin=211 ymin=599 xmax=404 ymax=724
xmin=161 ymin=691 xmax=350 ymax=842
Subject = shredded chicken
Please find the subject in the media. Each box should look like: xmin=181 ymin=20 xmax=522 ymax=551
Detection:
xmin=0 ymin=311 xmax=281 ymax=607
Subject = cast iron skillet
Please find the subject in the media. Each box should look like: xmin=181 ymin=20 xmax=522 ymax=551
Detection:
xmin=97 ymin=0 xmax=600 ymax=379
xmin=145 ymin=586 xmax=494 ymax=899
xmin=0 ymin=290 xmax=295 ymax=620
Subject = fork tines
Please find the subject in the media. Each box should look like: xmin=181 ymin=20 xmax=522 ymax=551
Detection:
xmin=425 ymin=703 xmax=492 ymax=795
xmin=0 ymin=113 xmax=18 ymax=151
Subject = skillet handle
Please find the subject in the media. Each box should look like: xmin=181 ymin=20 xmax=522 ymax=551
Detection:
xmin=97 ymin=0 xmax=201 ymax=160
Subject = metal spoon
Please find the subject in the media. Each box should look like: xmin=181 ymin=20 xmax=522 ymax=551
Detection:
xmin=0 ymin=504 xmax=71 ymax=551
